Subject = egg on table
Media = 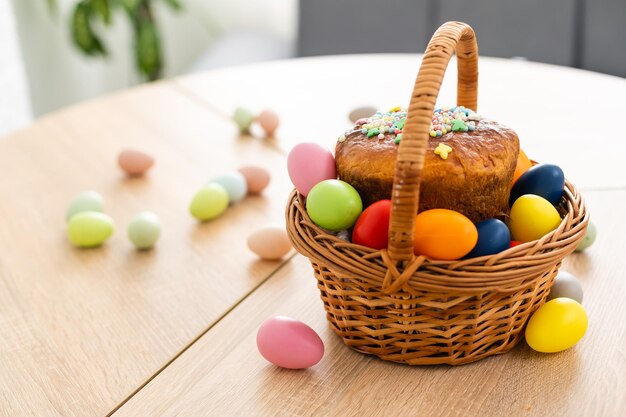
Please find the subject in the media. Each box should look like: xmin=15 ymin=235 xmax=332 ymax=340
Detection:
xmin=525 ymin=297 xmax=588 ymax=353
xmin=287 ymin=143 xmax=337 ymax=196
xmin=256 ymin=316 xmax=324 ymax=369
xmin=209 ymin=171 xmax=248 ymax=204
xmin=248 ymin=226 xmax=292 ymax=260
xmin=118 ymin=148 xmax=155 ymax=176
xmin=548 ymin=270 xmax=583 ymax=303
xmin=237 ymin=166 xmax=271 ymax=195
xmin=257 ymin=110 xmax=280 ymax=137
xmin=189 ymin=183 xmax=229 ymax=221
xmin=66 ymin=190 xmax=104 ymax=221
xmin=233 ymin=107 xmax=255 ymax=133
xmin=128 ymin=211 xmax=161 ymax=250
xmin=412 ymin=209 xmax=478 ymax=260
xmin=575 ymin=220 xmax=596 ymax=252
xmin=67 ymin=211 xmax=115 ymax=248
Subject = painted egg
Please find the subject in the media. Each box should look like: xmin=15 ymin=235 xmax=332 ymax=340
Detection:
xmin=128 ymin=211 xmax=161 ymax=250
xmin=287 ymin=143 xmax=337 ymax=196
xmin=510 ymin=195 xmax=561 ymax=242
xmin=189 ymin=183 xmax=229 ymax=221
xmin=257 ymin=316 xmax=324 ymax=369
xmin=525 ymin=298 xmax=588 ymax=353
xmin=233 ymin=107 xmax=255 ymax=133
xmin=575 ymin=220 xmax=596 ymax=252
xmin=465 ymin=219 xmax=511 ymax=258
xmin=257 ymin=110 xmax=280 ymax=137
xmin=548 ymin=270 xmax=583 ymax=303
xmin=509 ymin=240 xmax=524 ymax=248
xmin=67 ymin=212 xmax=115 ymax=248
xmin=306 ymin=180 xmax=362 ymax=231
xmin=352 ymin=200 xmax=391 ymax=249
xmin=118 ymin=149 xmax=154 ymax=176
xmin=237 ymin=165 xmax=270 ymax=194
xmin=247 ymin=226 xmax=292 ymax=260
xmin=209 ymin=171 xmax=248 ymax=204
xmin=348 ymin=106 xmax=377 ymax=123
xmin=512 ymin=148 xmax=532 ymax=184
xmin=509 ymin=164 xmax=565 ymax=206
xmin=66 ymin=191 xmax=104 ymax=221
xmin=412 ymin=209 xmax=478 ymax=260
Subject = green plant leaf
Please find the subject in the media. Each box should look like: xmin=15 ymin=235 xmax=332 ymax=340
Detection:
xmin=135 ymin=19 xmax=162 ymax=80
xmin=161 ymin=0 xmax=182 ymax=11
xmin=91 ymin=0 xmax=111 ymax=25
xmin=120 ymin=0 xmax=142 ymax=13
xmin=71 ymin=1 xmax=107 ymax=56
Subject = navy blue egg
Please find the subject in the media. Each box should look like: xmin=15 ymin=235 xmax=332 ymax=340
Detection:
xmin=466 ymin=219 xmax=511 ymax=258
xmin=509 ymin=164 xmax=565 ymax=206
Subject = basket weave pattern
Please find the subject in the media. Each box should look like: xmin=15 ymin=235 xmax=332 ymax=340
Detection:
xmin=286 ymin=22 xmax=588 ymax=365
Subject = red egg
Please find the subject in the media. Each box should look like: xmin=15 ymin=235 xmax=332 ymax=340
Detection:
xmin=352 ymin=200 xmax=391 ymax=249
xmin=509 ymin=240 xmax=523 ymax=248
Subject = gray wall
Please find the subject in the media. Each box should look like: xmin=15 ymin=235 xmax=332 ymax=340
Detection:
xmin=298 ymin=0 xmax=626 ymax=77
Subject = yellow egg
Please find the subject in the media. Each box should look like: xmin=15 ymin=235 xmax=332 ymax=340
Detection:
xmin=525 ymin=297 xmax=588 ymax=353
xmin=510 ymin=194 xmax=561 ymax=242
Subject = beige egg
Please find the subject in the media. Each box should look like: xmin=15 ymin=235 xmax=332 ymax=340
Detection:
xmin=118 ymin=149 xmax=154 ymax=176
xmin=257 ymin=110 xmax=280 ymax=137
xmin=348 ymin=106 xmax=377 ymax=123
xmin=237 ymin=165 xmax=271 ymax=194
xmin=247 ymin=225 xmax=292 ymax=260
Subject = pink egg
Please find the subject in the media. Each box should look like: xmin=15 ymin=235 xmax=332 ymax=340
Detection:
xmin=118 ymin=149 xmax=154 ymax=176
xmin=237 ymin=165 xmax=271 ymax=194
xmin=257 ymin=110 xmax=280 ymax=137
xmin=256 ymin=316 xmax=324 ymax=369
xmin=287 ymin=143 xmax=337 ymax=196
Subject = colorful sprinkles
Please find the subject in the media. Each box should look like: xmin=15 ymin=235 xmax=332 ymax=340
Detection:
xmin=338 ymin=106 xmax=481 ymax=147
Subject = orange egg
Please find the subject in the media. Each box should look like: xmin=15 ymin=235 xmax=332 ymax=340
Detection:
xmin=512 ymin=149 xmax=532 ymax=185
xmin=413 ymin=209 xmax=478 ymax=260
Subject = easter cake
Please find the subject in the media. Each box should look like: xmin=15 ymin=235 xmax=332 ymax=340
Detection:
xmin=335 ymin=106 xmax=519 ymax=222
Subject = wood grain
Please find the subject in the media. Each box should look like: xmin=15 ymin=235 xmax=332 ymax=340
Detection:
xmin=0 ymin=82 xmax=294 ymax=417
xmin=173 ymin=54 xmax=626 ymax=190
xmin=114 ymin=190 xmax=626 ymax=417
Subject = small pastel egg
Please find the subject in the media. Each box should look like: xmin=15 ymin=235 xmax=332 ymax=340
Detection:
xmin=237 ymin=166 xmax=270 ymax=195
xmin=352 ymin=200 xmax=391 ymax=249
xmin=67 ymin=212 xmax=115 ymax=248
xmin=233 ymin=107 xmax=255 ymax=133
xmin=510 ymin=195 xmax=561 ymax=242
xmin=247 ymin=226 xmax=292 ymax=260
xmin=66 ymin=191 xmax=104 ymax=221
xmin=306 ymin=180 xmax=362 ymax=231
xmin=128 ymin=211 xmax=161 ymax=250
xmin=209 ymin=171 xmax=248 ymax=204
xmin=465 ymin=218 xmax=511 ymax=258
xmin=348 ymin=106 xmax=377 ymax=123
xmin=575 ymin=220 xmax=596 ymax=252
xmin=189 ymin=183 xmax=229 ymax=221
xmin=509 ymin=164 xmax=565 ymax=206
xmin=257 ymin=110 xmax=280 ymax=137
xmin=525 ymin=298 xmax=588 ymax=353
xmin=548 ymin=270 xmax=583 ymax=303
xmin=118 ymin=149 xmax=154 ymax=176
xmin=287 ymin=143 xmax=337 ymax=196
xmin=512 ymin=149 xmax=532 ymax=185
xmin=256 ymin=316 xmax=324 ymax=369
xmin=413 ymin=209 xmax=478 ymax=260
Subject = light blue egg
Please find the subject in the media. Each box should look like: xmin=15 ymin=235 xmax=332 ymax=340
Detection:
xmin=209 ymin=171 xmax=248 ymax=204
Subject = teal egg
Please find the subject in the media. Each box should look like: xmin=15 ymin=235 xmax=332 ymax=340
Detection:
xmin=128 ymin=211 xmax=161 ymax=250
xmin=66 ymin=191 xmax=104 ymax=221
xmin=575 ymin=220 xmax=596 ymax=252
xmin=306 ymin=180 xmax=362 ymax=231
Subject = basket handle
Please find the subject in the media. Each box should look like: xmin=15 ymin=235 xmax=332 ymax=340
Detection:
xmin=387 ymin=21 xmax=479 ymax=264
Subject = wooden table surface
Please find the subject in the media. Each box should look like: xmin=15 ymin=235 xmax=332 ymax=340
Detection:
xmin=1 ymin=55 xmax=625 ymax=417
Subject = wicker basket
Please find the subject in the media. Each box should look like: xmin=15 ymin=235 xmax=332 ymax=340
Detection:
xmin=286 ymin=21 xmax=589 ymax=365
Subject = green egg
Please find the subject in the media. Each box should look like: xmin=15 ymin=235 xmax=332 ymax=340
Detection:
xmin=306 ymin=179 xmax=362 ymax=231
xmin=189 ymin=183 xmax=229 ymax=221
xmin=66 ymin=191 xmax=104 ymax=221
xmin=233 ymin=107 xmax=255 ymax=133
xmin=67 ymin=212 xmax=115 ymax=248
xmin=128 ymin=211 xmax=161 ymax=250
xmin=575 ymin=220 xmax=596 ymax=252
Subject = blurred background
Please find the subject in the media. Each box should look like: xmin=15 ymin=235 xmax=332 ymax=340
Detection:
xmin=1 ymin=0 xmax=625 ymax=137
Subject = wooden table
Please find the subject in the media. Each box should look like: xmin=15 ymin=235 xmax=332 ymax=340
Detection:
xmin=1 ymin=55 xmax=624 ymax=417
